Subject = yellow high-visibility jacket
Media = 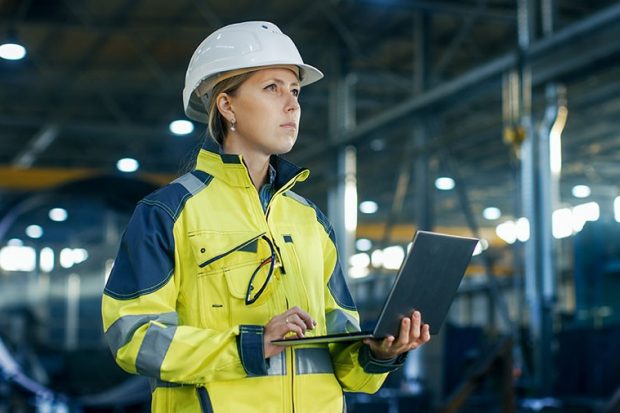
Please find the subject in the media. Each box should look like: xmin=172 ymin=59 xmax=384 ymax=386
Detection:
xmin=102 ymin=140 xmax=405 ymax=412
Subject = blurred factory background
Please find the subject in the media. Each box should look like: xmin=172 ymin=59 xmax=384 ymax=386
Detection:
xmin=1 ymin=0 xmax=620 ymax=412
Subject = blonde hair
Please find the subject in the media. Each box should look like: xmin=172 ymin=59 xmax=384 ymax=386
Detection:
xmin=206 ymin=72 xmax=254 ymax=145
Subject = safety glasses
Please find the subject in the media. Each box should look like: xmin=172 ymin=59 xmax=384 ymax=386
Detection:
xmin=245 ymin=235 xmax=278 ymax=305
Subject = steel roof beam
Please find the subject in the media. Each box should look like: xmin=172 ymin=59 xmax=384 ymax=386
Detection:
xmin=11 ymin=124 xmax=60 ymax=168
xmin=354 ymin=0 xmax=515 ymax=21
xmin=330 ymin=2 xmax=620 ymax=149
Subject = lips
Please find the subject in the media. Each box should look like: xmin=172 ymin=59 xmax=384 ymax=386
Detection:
xmin=280 ymin=122 xmax=297 ymax=129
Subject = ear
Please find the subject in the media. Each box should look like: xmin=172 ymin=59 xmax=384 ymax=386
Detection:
xmin=215 ymin=92 xmax=235 ymax=123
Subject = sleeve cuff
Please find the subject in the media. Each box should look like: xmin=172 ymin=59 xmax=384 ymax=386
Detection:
xmin=358 ymin=344 xmax=407 ymax=374
xmin=236 ymin=325 xmax=269 ymax=377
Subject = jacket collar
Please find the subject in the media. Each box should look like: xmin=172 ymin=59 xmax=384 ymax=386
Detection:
xmin=197 ymin=138 xmax=309 ymax=190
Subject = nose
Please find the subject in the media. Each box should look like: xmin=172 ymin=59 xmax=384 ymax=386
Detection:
xmin=285 ymin=91 xmax=300 ymax=113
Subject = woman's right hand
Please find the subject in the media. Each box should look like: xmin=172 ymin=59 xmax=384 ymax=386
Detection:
xmin=263 ymin=306 xmax=316 ymax=358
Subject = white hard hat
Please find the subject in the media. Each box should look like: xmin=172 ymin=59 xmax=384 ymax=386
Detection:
xmin=183 ymin=21 xmax=324 ymax=123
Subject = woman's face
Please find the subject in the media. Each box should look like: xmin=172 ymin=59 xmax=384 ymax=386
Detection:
xmin=225 ymin=67 xmax=301 ymax=157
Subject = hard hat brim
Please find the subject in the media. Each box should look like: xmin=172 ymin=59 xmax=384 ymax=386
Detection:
xmin=184 ymin=62 xmax=323 ymax=123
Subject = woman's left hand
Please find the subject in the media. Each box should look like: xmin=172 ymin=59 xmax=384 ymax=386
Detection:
xmin=363 ymin=311 xmax=430 ymax=360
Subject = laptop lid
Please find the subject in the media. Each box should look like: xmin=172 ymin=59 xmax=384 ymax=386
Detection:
xmin=372 ymin=230 xmax=478 ymax=337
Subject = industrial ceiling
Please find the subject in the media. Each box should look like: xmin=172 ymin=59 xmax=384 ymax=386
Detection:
xmin=1 ymin=0 xmax=620 ymax=247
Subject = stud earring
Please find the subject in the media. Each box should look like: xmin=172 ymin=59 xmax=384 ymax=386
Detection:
xmin=230 ymin=120 xmax=237 ymax=132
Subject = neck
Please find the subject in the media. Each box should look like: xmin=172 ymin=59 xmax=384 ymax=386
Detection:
xmin=243 ymin=153 xmax=270 ymax=191
xmin=222 ymin=139 xmax=270 ymax=191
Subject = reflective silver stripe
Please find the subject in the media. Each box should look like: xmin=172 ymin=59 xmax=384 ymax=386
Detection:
xmin=105 ymin=312 xmax=178 ymax=355
xmin=173 ymin=173 xmax=207 ymax=195
xmin=283 ymin=190 xmax=310 ymax=207
xmin=267 ymin=351 xmax=286 ymax=376
xmin=295 ymin=347 xmax=334 ymax=375
xmin=326 ymin=309 xmax=361 ymax=335
xmin=136 ymin=323 xmax=177 ymax=378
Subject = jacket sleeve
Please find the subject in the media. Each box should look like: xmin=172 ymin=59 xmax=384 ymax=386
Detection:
xmin=101 ymin=200 xmax=268 ymax=385
xmin=319 ymin=220 xmax=406 ymax=394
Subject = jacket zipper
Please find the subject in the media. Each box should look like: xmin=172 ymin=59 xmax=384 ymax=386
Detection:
xmin=263 ymin=178 xmax=303 ymax=278
xmin=247 ymin=164 xmax=304 ymax=413
xmin=290 ymin=346 xmax=295 ymax=413
xmin=285 ymin=297 xmax=295 ymax=413
xmin=198 ymin=232 xmax=265 ymax=268
xmin=265 ymin=175 xmax=305 ymax=220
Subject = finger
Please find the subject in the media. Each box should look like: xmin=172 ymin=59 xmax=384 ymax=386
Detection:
xmin=422 ymin=323 xmax=431 ymax=342
xmin=364 ymin=337 xmax=385 ymax=349
xmin=287 ymin=314 xmax=308 ymax=333
xmin=378 ymin=336 xmax=400 ymax=358
xmin=282 ymin=315 xmax=301 ymax=333
xmin=283 ymin=321 xmax=304 ymax=338
xmin=288 ymin=306 xmax=316 ymax=329
xmin=408 ymin=324 xmax=431 ymax=350
xmin=363 ymin=338 xmax=379 ymax=351
xmin=410 ymin=311 xmax=421 ymax=340
xmin=397 ymin=318 xmax=411 ymax=347
xmin=382 ymin=335 xmax=396 ymax=351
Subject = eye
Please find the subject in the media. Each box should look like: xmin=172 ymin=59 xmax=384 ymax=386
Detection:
xmin=291 ymin=88 xmax=300 ymax=97
xmin=264 ymin=83 xmax=277 ymax=92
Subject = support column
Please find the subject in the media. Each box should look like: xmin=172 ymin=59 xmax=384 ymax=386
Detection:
xmin=327 ymin=45 xmax=357 ymax=274
xmin=537 ymin=83 xmax=565 ymax=393
xmin=413 ymin=11 xmax=434 ymax=232
xmin=413 ymin=122 xmax=433 ymax=231
xmin=328 ymin=147 xmax=357 ymax=267
xmin=65 ymin=273 xmax=80 ymax=350
xmin=518 ymin=0 xmax=556 ymax=394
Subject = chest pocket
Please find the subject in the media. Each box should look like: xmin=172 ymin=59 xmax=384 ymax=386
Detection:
xmin=188 ymin=230 xmax=276 ymax=329
xmin=276 ymin=225 xmax=325 ymax=327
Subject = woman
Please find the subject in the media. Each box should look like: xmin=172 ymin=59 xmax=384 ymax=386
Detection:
xmin=102 ymin=21 xmax=430 ymax=412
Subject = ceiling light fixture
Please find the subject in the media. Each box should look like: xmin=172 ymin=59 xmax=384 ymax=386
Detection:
xmin=116 ymin=158 xmax=139 ymax=173
xmin=169 ymin=119 xmax=194 ymax=135
xmin=359 ymin=200 xmax=378 ymax=214
xmin=435 ymin=177 xmax=455 ymax=191
xmin=25 ymin=225 xmax=43 ymax=239
xmin=49 ymin=208 xmax=68 ymax=222
xmin=0 ymin=42 xmax=26 ymax=60
xmin=571 ymin=185 xmax=591 ymax=198
xmin=483 ymin=207 xmax=501 ymax=220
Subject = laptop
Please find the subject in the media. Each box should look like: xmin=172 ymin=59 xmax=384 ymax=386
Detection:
xmin=271 ymin=230 xmax=478 ymax=346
